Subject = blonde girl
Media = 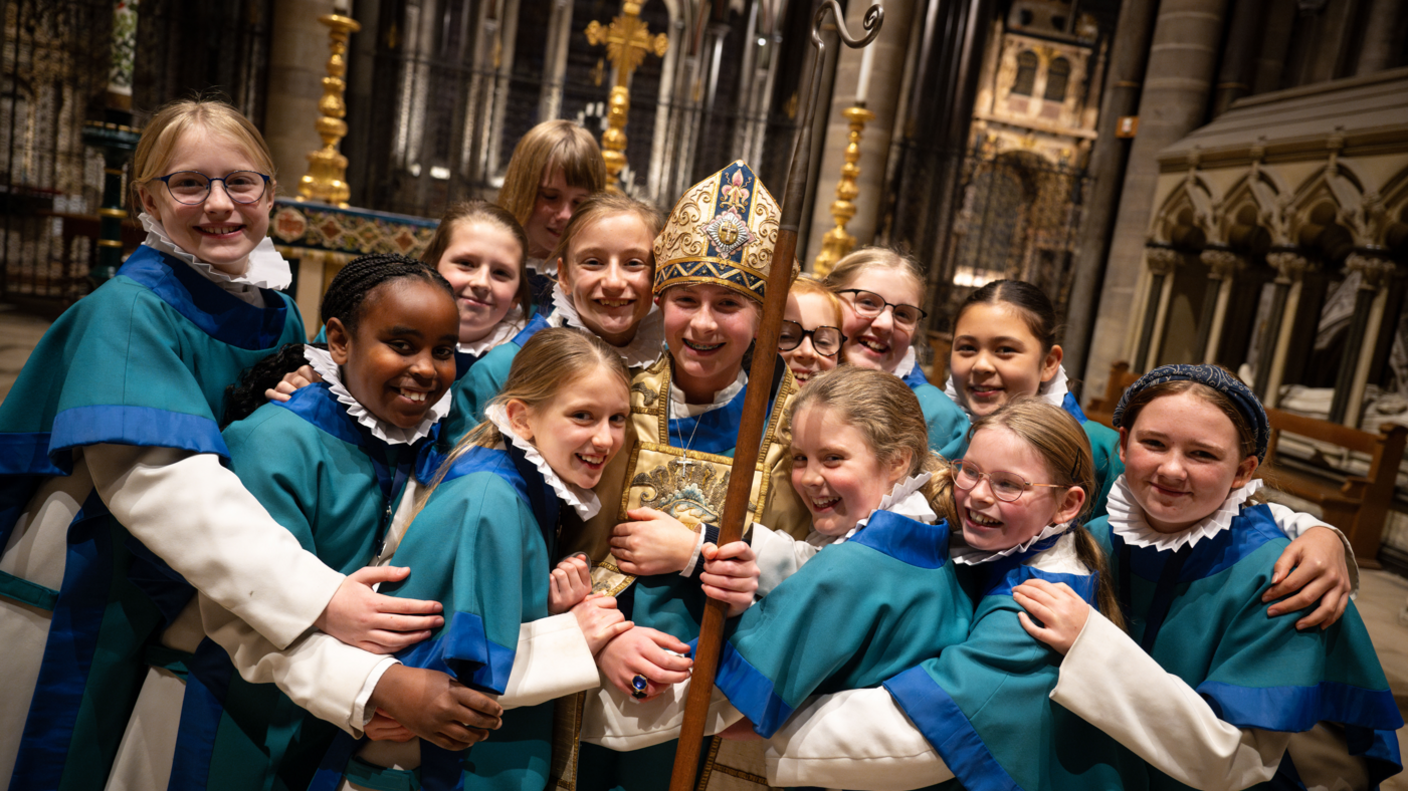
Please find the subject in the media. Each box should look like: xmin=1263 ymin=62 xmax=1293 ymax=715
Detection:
xmin=497 ymin=120 xmax=607 ymax=312
xmin=779 ymin=275 xmax=845 ymax=386
xmin=0 ymin=99 xmax=434 ymax=790
xmin=1016 ymin=365 xmax=1401 ymax=789
xmin=824 ymin=246 xmax=968 ymax=458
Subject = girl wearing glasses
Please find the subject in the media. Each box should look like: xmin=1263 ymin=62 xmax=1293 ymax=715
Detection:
xmin=778 ymin=276 xmax=845 ymax=386
xmin=823 ymin=247 xmax=969 ymax=459
xmin=0 ymin=100 xmax=439 ymax=790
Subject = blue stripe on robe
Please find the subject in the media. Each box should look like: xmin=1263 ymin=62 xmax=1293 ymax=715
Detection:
xmin=1060 ymin=391 xmax=1088 ymax=423
xmin=50 ymin=404 xmax=229 ymax=460
xmin=850 ymin=510 xmax=951 ymax=569
xmin=884 ymin=667 xmax=1021 ymax=791
xmin=1118 ymin=504 xmax=1285 ymax=584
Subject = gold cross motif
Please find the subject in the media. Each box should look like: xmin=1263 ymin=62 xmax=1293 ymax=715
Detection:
xmin=585 ymin=0 xmax=669 ymax=190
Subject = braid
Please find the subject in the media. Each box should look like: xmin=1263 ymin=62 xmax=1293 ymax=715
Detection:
xmin=320 ymin=252 xmax=454 ymax=333
xmin=222 ymin=342 xmax=320 ymax=426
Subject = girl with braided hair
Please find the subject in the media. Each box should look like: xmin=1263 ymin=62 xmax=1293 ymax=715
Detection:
xmin=0 ymin=100 xmax=440 ymax=791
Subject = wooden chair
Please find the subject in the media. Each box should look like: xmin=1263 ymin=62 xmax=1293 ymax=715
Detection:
xmin=1085 ymin=361 xmax=1138 ymax=429
xmin=1262 ymin=408 xmax=1408 ymax=565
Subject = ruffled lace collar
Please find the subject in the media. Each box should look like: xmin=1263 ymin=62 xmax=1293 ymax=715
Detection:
xmin=140 ymin=213 xmax=291 ymax=290
xmin=483 ymin=403 xmax=601 ymax=519
xmin=830 ymin=472 xmax=937 ymax=545
xmin=549 ymin=284 xmax=666 ymax=368
xmin=669 ymin=369 xmax=748 ymax=419
xmin=303 ymin=346 xmax=451 ymax=445
xmin=458 ymin=307 xmax=526 ymax=358
xmin=527 ymin=256 xmax=556 ymax=277
xmin=944 ymin=364 xmax=1071 ymax=418
xmin=1106 ymin=475 xmax=1262 ymax=552
xmin=950 ymin=519 xmax=1073 ymax=566
xmin=892 ymin=346 xmax=919 ymax=379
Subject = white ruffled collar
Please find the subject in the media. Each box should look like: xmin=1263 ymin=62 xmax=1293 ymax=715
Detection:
xmin=944 ymin=364 xmax=1071 ymax=418
xmin=457 ymin=307 xmax=526 ymax=358
xmin=483 ymin=403 xmax=601 ymax=519
xmin=669 ymin=368 xmax=748 ymax=419
xmin=140 ymin=213 xmax=291 ymax=291
xmin=892 ymin=346 xmax=919 ymax=379
xmin=526 ymin=256 xmax=556 ymax=277
xmin=1106 ymin=475 xmax=1262 ymax=552
xmin=950 ymin=518 xmax=1073 ymax=566
xmin=303 ymin=346 xmax=451 ymax=445
xmin=828 ymin=472 xmax=937 ymax=546
xmin=549 ymin=284 xmax=666 ymax=368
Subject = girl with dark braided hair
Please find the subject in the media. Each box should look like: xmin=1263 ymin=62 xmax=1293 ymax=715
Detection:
xmin=130 ymin=253 xmax=505 ymax=791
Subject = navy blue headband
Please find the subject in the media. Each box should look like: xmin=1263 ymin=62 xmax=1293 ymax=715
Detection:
xmin=1111 ymin=364 xmax=1269 ymax=463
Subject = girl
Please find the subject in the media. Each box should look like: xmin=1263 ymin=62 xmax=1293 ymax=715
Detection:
xmin=0 ymin=99 xmax=431 ymax=791
xmin=823 ymin=247 xmax=968 ymax=458
xmin=497 ymin=120 xmax=607 ymax=312
xmin=779 ymin=275 xmax=845 ymax=386
xmin=150 ymin=254 xmax=501 ymax=791
xmin=466 ymin=193 xmax=666 ymax=418
xmin=1015 ymin=364 xmax=1402 ymax=789
xmin=740 ymin=397 xmax=1143 ymax=791
xmin=309 ymin=327 xmax=681 ymax=791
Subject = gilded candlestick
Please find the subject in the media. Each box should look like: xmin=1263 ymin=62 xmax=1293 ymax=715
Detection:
xmin=298 ymin=13 xmax=361 ymax=207
xmin=813 ymin=104 xmax=875 ymax=276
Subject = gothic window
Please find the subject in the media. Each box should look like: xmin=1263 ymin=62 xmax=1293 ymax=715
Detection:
xmin=1044 ymin=57 xmax=1070 ymax=102
xmin=1012 ymin=50 xmax=1038 ymax=96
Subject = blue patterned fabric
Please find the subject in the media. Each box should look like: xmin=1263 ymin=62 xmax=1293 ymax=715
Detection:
xmin=1112 ymin=364 xmax=1268 ymax=462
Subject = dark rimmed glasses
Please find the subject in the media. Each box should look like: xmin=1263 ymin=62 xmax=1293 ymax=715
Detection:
xmin=951 ymin=459 xmax=1069 ymax=502
xmin=837 ymin=288 xmax=928 ymax=328
xmin=778 ymin=320 xmax=846 ymax=357
xmin=154 ymin=171 xmax=271 ymax=205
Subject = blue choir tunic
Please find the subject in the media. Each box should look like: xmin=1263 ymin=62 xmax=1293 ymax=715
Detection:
xmin=313 ymin=441 xmax=568 ymax=791
xmin=1084 ymin=497 xmax=1403 ymax=788
xmin=449 ymin=312 xmax=552 ymax=439
xmin=714 ymin=510 xmax=973 ymax=739
xmin=899 ymin=362 xmax=970 ymax=461
xmin=166 ymin=380 xmax=426 ymax=791
xmin=882 ymin=533 xmax=1144 ymax=791
xmin=0 ymin=244 xmax=305 ymax=791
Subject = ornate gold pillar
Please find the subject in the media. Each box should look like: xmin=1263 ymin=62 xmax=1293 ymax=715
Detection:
xmin=297 ymin=12 xmax=361 ymax=206
xmin=1261 ymin=250 xmax=1311 ymax=405
xmin=812 ymin=106 xmax=875 ymax=276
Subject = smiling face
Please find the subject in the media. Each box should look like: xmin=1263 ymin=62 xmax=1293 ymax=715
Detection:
xmin=1119 ymin=391 xmax=1258 ymax=534
xmin=558 ymin=213 xmax=655 ymax=346
xmin=836 ymin=266 xmax=923 ymax=373
xmin=790 ymin=404 xmax=910 ymax=536
xmin=508 ymin=364 xmax=630 ymax=489
xmin=950 ymin=302 xmax=1062 ymax=418
xmin=328 ymin=279 xmax=460 ymax=429
xmin=523 ymin=166 xmax=592 ymax=260
xmin=781 ymin=290 xmax=841 ymax=386
xmin=954 ymin=425 xmax=1084 ymax=552
xmin=436 ymin=220 xmax=524 ymax=344
xmin=661 ymin=283 xmax=761 ymax=403
xmin=136 ymin=125 xmax=274 ymax=275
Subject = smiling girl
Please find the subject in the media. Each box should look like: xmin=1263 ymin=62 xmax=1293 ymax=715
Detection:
xmin=824 ymin=247 xmax=968 ymax=458
xmin=779 ymin=276 xmax=845 ymax=386
xmin=0 ymin=100 xmax=431 ymax=791
xmin=1015 ymin=365 xmax=1402 ymax=789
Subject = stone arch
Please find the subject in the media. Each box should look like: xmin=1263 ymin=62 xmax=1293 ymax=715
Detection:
xmin=1373 ymin=163 xmax=1408 ymax=255
xmin=1012 ymin=50 xmax=1038 ymax=96
xmin=1151 ymin=174 xmax=1214 ymax=249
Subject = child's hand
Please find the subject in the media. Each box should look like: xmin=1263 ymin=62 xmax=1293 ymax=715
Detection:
xmin=595 ymin=626 xmax=693 ymax=701
xmin=700 ymin=540 xmax=758 ymax=618
xmin=368 ymin=665 xmax=503 ymax=751
xmin=549 ymin=554 xmax=593 ymax=615
xmin=1013 ymin=579 xmax=1091 ymax=655
xmin=365 ymin=709 xmax=416 ymax=742
xmin=571 ymin=594 xmax=633 ymax=654
xmin=317 ymin=566 xmax=445 ymax=654
xmin=1263 ymin=525 xmax=1351 ymax=630
xmin=611 ymin=508 xmax=698 ymax=576
xmin=265 ymin=365 xmax=322 ymax=402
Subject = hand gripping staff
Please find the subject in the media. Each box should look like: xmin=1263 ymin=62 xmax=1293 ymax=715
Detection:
xmin=667 ymin=3 xmax=883 ymax=788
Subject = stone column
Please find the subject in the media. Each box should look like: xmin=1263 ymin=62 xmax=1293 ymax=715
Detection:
xmin=1197 ymin=247 xmax=1244 ymax=363
xmin=1083 ymin=0 xmax=1229 ymax=394
xmin=1332 ymin=251 xmax=1397 ymax=426
xmin=1259 ymin=250 xmax=1311 ymax=404
xmin=1356 ymin=0 xmax=1405 ymax=76
xmin=1135 ymin=245 xmax=1184 ymax=372
xmin=804 ymin=0 xmax=915 ymax=266
xmin=1211 ymin=0 xmax=1265 ymax=117
xmin=264 ymin=0 xmax=340 ymax=198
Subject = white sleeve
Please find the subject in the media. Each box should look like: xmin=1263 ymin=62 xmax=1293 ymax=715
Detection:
xmin=751 ymin=523 xmax=820 ymax=597
xmin=199 ymin=594 xmax=389 ymax=737
xmin=497 ymin=614 xmax=600 ymax=710
xmin=1265 ymin=503 xmax=1360 ymax=596
xmin=580 ymin=677 xmax=743 ymax=751
xmin=765 ymin=687 xmax=953 ymax=791
xmin=86 ymin=444 xmax=344 ymax=648
xmin=1050 ymin=611 xmax=1291 ymax=790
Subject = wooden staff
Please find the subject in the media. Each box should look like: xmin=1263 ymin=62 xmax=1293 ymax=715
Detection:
xmin=667 ymin=3 xmax=883 ymax=788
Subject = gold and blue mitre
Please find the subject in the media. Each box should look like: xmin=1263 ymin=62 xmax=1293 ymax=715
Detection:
xmin=653 ymin=160 xmax=786 ymax=302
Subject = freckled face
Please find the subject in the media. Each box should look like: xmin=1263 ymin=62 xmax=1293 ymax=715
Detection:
xmin=789 ymin=404 xmax=909 ymax=536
